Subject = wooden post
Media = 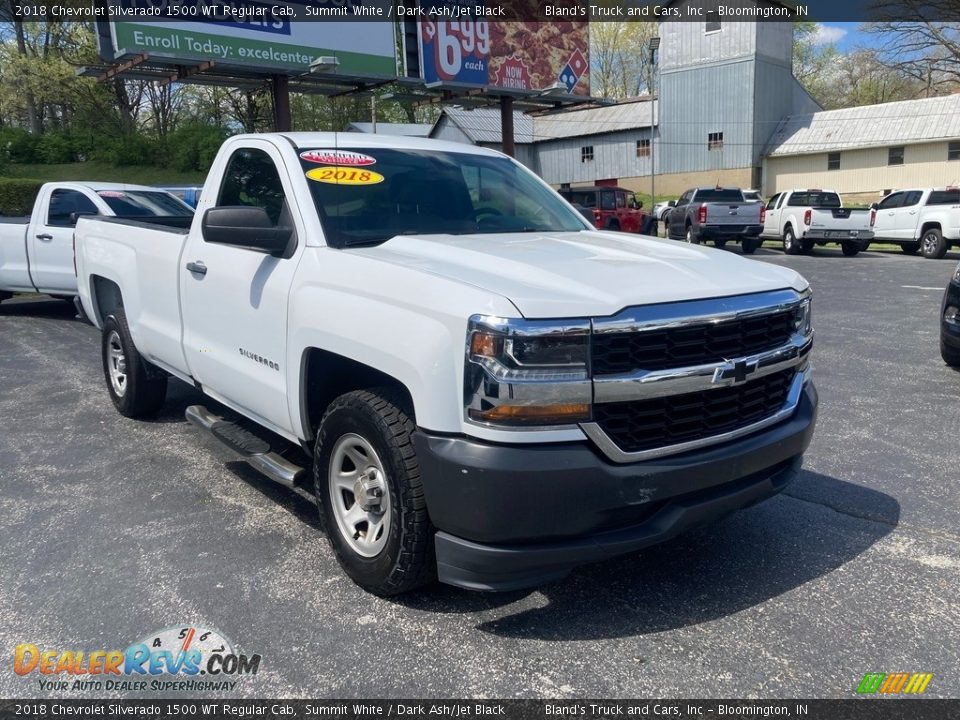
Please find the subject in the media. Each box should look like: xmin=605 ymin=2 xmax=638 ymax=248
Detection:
xmin=500 ymin=95 xmax=515 ymax=158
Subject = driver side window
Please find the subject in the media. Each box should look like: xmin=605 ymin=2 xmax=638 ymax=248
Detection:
xmin=877 ymin=192 xmax=904 ymax=210
xmin=47 ymin=190 xmax=99 ymax=227
xmin=217 ymin=148 xmax=288 ymax=225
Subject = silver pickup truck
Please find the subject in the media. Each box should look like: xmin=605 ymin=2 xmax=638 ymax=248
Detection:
xmin=666 ymin=187 xmax=765 ymax=254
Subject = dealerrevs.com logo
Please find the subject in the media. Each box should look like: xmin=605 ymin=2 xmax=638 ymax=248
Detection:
xmin=14 ymin=626 xmax=261 ymax=693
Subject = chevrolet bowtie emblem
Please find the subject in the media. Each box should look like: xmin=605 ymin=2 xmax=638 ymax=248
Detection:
xmin=713 ymin=359 xmax=760 ymax=385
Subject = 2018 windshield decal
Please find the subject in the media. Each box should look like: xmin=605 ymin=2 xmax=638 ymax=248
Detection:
xmin=305 ymin=167 xmax=384 ymax=186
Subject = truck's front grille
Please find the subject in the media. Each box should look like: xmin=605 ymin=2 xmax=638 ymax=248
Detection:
xmin=592 ymin=309 xmax=797 ymax=374
xmin=592 ymin=368 xmax=796 ymax=454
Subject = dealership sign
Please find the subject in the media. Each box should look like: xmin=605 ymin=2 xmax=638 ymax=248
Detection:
xmin=418 ymin=19 xmax=589 ymax=95
xmin=99 ymin=1 xmax=397 ymax=76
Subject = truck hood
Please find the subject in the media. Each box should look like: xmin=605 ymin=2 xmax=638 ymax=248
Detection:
xmin=351 ymin=231 xmax=807 ymax=318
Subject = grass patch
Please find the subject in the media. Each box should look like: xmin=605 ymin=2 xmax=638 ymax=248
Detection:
xmin=2 ymin=162 xmax=206 ymax=186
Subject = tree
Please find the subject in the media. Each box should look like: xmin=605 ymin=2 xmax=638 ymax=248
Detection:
xmin=862 ymin=17 xmax=960 ymax=94
xmin=590 ymin=22 xmax=657 ymax=100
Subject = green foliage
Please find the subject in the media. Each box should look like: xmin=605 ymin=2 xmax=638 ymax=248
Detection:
xmin=103 ymin=135 xmax=160 ymax=167
xmin=0 ymin=178 xmax=44 ymax=216
xmin=165 ymin=123 xmax=229 ymax=173
xmin=37 ymin=132 xmax=78 ymax=164
xmin=0 ymin=128 xmax=41 ymax=163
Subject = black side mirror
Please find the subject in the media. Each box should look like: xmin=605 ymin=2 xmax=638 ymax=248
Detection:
xmin=870 ymin=202 xmax=879 ymax=210
xmin=668 ymin=200 xmax=676 ymax=207
xmin=202 ymin=206 xmax=293 ymax=257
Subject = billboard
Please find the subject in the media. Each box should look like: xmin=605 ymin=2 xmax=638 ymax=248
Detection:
xmin=99 ymin=2 xmax=397 ymax=76
xmin=418 ymin=21 xmax=589 ymax=96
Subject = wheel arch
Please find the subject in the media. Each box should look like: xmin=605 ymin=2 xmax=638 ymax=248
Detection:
xmin=920 ymin=221 xmax=942 ymax=237
xmin=299 ymin=348 xmax=416 ymax=449
xmin=90 ymin=275 xmax=124 ymax=326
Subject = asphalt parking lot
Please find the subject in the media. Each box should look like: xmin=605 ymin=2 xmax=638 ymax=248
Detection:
xmin=1 ymin=244 xmax=959 ymax=699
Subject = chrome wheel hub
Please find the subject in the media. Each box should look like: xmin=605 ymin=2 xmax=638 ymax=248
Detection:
xmin=106 ymin=330 xmax=128 ymax=397
xmin=329 ymin=433 xmax=391 ymax=557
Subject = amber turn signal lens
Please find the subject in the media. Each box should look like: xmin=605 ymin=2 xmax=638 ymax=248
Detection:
xmin=470 ymin=331 xmax=499 ymax=358
xmin=469 ymin=403 xmax=590 ymax=425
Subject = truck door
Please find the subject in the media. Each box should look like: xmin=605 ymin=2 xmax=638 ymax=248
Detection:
xmin=763 ymin=193 xmax=782 ymax=237
xmin=872 ymin=192 xmax=904 ymax=239
xmin=670 ymin=190 xmax=691 ymax=237
xmin=29 ymin=188 xmax=99 ymax=293
xmin=180 ymin=142 xmax=303 ymax=436
xmin=894 ymin=190 xmax=924 ymax=240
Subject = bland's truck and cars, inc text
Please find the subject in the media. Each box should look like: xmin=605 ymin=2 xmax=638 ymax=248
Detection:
xmin=75 ymin=134 xmax=817 ymax=595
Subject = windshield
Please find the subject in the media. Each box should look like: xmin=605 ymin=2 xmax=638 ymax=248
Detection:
xmin=97 ymin=190 xmax=194 ymax=217
xmin=300 ymin=148 xmax=589 ymax=247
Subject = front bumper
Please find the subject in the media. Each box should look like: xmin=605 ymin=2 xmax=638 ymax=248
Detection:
xmin=942 ymin=280 xmax=960 ymax=349
xmin=415 ymin=382 xmax=818 ymax=591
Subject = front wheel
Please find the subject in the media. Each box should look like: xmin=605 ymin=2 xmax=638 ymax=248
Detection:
xmin=714 ymin=239 xmax=728 ymax=250
xmin=0 ymin=291 xmax=10 ymax=305
xmin=101 ymin=309 xmax=167 ymax=418
xmin=901 ymin=242 xmax=920 ymax=255
xmin=921 ymin=228 xmax=947 ymax=259
xmin=315 ymin=388 xmax=434 ymax=596
xmin=841 ymin=241 xmax=861 ymax=257
xmin=942 ymin=337 xmax=960 ymax=368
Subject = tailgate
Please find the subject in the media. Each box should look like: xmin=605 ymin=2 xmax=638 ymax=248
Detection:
xmin=810 ymin=208 xmax=872 ymax=230
xmin=703 ymin=203 xmax=761 ymax=226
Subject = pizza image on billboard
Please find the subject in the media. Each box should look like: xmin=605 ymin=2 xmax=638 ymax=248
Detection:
xmin=419 ymin=20 xmax=590 ymax=96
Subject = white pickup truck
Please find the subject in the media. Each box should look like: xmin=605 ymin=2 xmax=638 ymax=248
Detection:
xmin=76 ymin=133 xmax=818 ymax=595
xmin=0 ymin=182 xmax=193 ymax=306
xmin=762 ymin=189 xmax=876 ymax=257
xmin=870 ymin=187 xmax=960 ymax=259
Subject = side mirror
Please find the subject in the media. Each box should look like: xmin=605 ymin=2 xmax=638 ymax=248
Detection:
xmin=870 ymin=202 xmax=879 ymax=210
xmin=202 ymin=206 xmax=293 ymax=257
xmin=632 ymin=199 xmax=643 ymax=209
xmin=668 ymin=200 xmax=676 ymax=207
xmin=69 ymin=211 xmax=96 ymax=226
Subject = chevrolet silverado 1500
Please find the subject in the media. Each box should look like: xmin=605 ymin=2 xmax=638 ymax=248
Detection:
xmin=0 ymin=182 xmax=193 ymax=305
xmin=76 ymin=134 xmax=818 ymax=595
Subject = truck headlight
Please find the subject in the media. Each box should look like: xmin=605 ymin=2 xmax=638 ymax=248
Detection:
xmin=793 ymin=296 xmax=813 ymax=335
xmin=465 ymin=315 xmax=591 ymax=427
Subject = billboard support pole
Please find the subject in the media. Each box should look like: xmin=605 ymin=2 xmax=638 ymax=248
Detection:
xmin=500 ymin=96 xmax=515 ymax=158
xmin=272 ymin=74 xmax=292 ymax=132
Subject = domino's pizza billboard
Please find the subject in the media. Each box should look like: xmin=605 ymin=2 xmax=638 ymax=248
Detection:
xmin=418 ymin=20 xmax=590 ymax=96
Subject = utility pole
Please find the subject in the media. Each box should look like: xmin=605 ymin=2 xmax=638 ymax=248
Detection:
xmin=371 ymin=94 xmax=377 ymax=133
xmin=500 ymin=96 xmax=515 ymax=158
xmin=271 ymin=74 xmax=291 ymax=132
xmin=649 ymin=37 xmax=660 ymax=212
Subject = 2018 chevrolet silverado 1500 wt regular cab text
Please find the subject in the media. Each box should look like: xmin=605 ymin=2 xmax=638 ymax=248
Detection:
xmin=870 ymin=187 xmax=960 ymax=259
xmin=76 ymin=134 xmax=818 ymax=595
xmin=762 ymin=189 xmax=876 ymax=257
xmin=666 ymin=187 xmax=765 ymax=254
xmin=0 ymin=182 xmax=193 ymax=305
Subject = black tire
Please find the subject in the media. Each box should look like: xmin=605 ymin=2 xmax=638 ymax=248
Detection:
xmin=741 ymin=237 xmax=763 ymax=255
xmin=685 ymin=225 xmax=701 ymax=244
xmin=942 ymin=337 xmax=960 ymax=368
xmin=902 ymin=242 xmax=920 ymax=255
xmin=0 ymin=291 xmax=10 ymax=305
xmin=783 ymin=226 xmax=801 ymax=255
xmin=606 ymin=219 xmax=620 ymax=232
xmin=841 ymin=241 xmax=861 ymax=257
xmin=714 ymin=239 xmax=728 ymax=250
xmin=314 ymin=388 xmax=435 ymax=596
xmin=101 ymin=309 xmax=167 ymax=418
xmin=800 ymin=239 xmax=816 ymax=253
xmin=921 ymin=228 xmax=947 ymax=259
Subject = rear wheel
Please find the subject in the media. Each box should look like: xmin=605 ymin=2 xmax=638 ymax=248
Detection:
xmin=714 ymin=239 xmax=727 ymax=250
xmin=315 ymin=388 xmax=435 ymax=596
xmin=685 ymin=226 xmax=701 ymax=244
xmin=783 ymin=227 xmax=801 ymax=255
xmin=101 ymin=309 xmax=167 ymax=418
xmin=901 ymin=242 xmax=920 ymax=255
xmin=606 ymin=219 xmax=621 ymax=232
xmin=921 ymin=228 xmax=947 ymax=259
xmin=741 ymin=237 xmax=763 ymax=255
xmin=841 ymin=241 xmax=861 ymax=257
xmin=0 ymin=291 xmax=10 ymax=305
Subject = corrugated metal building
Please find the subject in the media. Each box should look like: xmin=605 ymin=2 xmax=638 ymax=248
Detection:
xmin=345 ymin=122 xmax=432 ymax=137
xmin=763 ymin=94 xmax=960 ymax=202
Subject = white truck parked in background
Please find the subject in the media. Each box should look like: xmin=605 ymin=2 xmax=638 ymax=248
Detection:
xmin=76 ymin=133 xmax=818 ymax=595
xmin=870 ymin=187 xmax=960 ymax=259
xmin=762 ymin=189 xmax=876 ymax=257
xmin=0 ymin=182 xmax=193 ymax=306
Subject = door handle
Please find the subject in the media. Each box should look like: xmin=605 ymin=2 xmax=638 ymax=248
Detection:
xmin=186 ymin=261 xmax=207 ymax=276
xmin=36 ymin=233 xmax=53 ymax=240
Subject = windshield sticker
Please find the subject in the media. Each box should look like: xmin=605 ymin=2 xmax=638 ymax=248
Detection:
xmin=300 ymin=150 xmax=376 ymax=167
xmin=306 ymin=167 xmax=384 ymax=186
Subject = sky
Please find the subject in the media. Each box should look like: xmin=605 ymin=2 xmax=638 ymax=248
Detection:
xmin=813 ymin=22 xmax=871 ymax=52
